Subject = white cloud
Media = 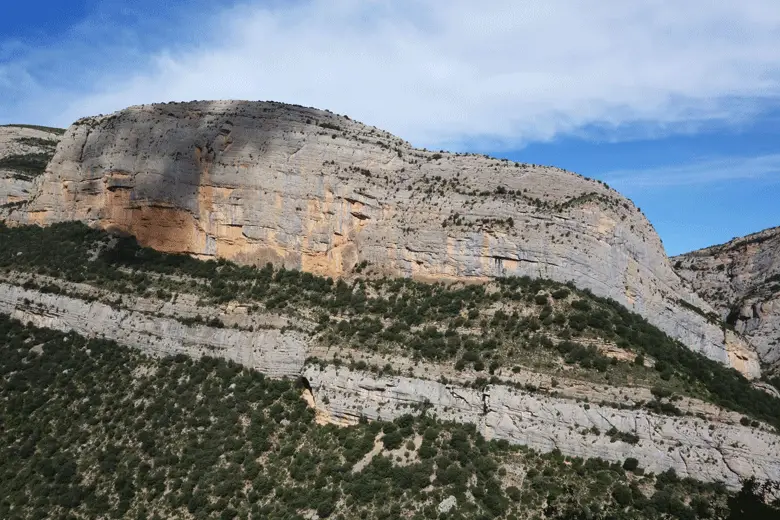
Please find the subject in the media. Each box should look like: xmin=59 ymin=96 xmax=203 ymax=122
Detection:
xmin=3 ymin=0 xmax=780 ymax=148
xmin=603 ymin=154 xmax=780 ymax=188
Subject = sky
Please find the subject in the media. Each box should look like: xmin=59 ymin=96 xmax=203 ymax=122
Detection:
xmin=1 ymin=1 xmax=779 ymax=255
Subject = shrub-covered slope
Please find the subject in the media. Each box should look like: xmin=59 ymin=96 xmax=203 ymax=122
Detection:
xmin=4 ymin=315 xmax=778 ymax=520
xmin=1 ymin=222 xmax=779 ymax=429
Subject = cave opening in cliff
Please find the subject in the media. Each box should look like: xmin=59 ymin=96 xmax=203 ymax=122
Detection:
xmin=296 ymin=375 xmax=313 ymax=393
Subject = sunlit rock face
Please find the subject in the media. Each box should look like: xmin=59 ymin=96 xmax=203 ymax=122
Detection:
xmin=674 ymin=226 xmax=780 ymax=370
xmin=10 ymin=100 xmax=759 ymax=377
xmin=303 ymin=364 xmax=780 ymax=490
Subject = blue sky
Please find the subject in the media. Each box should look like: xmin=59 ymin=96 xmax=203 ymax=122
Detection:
xmin=2 ymin=1 xmax=779 ymax=255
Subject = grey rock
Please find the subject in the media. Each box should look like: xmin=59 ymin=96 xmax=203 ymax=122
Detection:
xmin=0 ymin=282 xmax=304 ymax=378
xmin=438 ymin=496 xmax=457 ymax=513
xmin=303 ymin=365 xmax=780 ymax=490
xmin=7 ymin=100 xmax=759 ymax=376
xmin=0 ymin=125 xmax=61 ymax=218
xmin=674 ymin=226 xmax=780 ymax=370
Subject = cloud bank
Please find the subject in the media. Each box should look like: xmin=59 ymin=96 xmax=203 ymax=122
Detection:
xmin=2 ymin=0 xmax=780 ymax=148
xmin=603 ymin=153 xmax=780 ymax=188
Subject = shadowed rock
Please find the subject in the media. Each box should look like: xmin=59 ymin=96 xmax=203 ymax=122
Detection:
xmin=8 ymin=99 xmax=760 ymax=377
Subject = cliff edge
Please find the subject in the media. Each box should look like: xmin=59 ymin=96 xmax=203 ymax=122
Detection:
xmin=7 ymin=100 xmax=759 ymax=377
xmin=674 ymin=226 xmax=780 ymax=371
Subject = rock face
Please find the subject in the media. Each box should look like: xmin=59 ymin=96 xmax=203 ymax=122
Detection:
xmin=9 ymin=100 xmax=758 ymax=376
xmin=2 ymin=276 xmax=778 ymax=489
xmin=303 ymin=364 xmax=780 ymax=490
xmin=0 ymin=125 xmax=61 ymax=218
xmin=674 ymin=227 xmax=780 ymax=370
xmin=0 ymin=282 xmax=305 ymax=378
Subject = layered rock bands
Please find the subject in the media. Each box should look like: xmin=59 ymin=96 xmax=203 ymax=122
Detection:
xmin=6 ymin=100 xmax=759 ymax=376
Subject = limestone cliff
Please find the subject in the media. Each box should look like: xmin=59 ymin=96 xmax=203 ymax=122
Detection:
xmin=9 ymin=100 xmax=758 ymax=376
xmin=674 ymin=226 xmax=780 ymax=370
xmin=0 ymin=125 xmax=62 ymax=218
xmin=1 ymin=278 xmax=777 ymax=488
xmin=304 ymin=365 xmax=780 ymax=490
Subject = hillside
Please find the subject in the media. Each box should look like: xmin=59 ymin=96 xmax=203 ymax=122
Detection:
xmin=2 ymin=223 xmax=780 ymax=518
xmin=0 ymin=124 xmax=64 ymax=218
xmin=674 ymin=227 xmax=780 ymax=374
xmin=5 ymin=100 xmax=759 ymax=377
xmin=2 ymin=101 xmax=779 ymax=517
xmin=6 ymin=314 xmax=774 ymax=520
xmin=2 ymin=222 xmax=780 ymax=493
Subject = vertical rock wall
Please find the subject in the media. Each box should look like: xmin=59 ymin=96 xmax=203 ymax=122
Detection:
xmin=9 ymin=100 xmax=759 ymax=376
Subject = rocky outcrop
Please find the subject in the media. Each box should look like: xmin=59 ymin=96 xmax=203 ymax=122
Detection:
xmin=302 ymin=364 xmax=780 ymax=489
xmin=7 ymin=100 xmax=758 ymax=376
xmin=674 ymin=227 xmax=780 ymax=369
xmin=0 ymin=282 xmax=305 ymax=378
xmin=0 ymin=125 xmax=61 ymax=218
xmin=2 ymin=278 xmax=778 ymax=488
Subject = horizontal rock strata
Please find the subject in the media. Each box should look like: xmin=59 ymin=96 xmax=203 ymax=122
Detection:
xmin=1 ymin=279 xmax=777 ymax=488
xmin=674 ymin=227 xmax=780 ymax=369
xmin=303 ymin=364 xmax=780 ymax=490
xmin=0 ymin=282 xmax=304 ymax=378
xmin=8 ymin=100 xmax=759 ymax=376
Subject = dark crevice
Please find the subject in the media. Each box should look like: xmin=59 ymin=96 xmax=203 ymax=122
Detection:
xmin=296 ymin=376 xmax=313 ymax=393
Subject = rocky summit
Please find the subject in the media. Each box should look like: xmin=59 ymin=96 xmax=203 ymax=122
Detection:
xmin=674 ymin=226 xmax=780 ymax=372
xmin=8 ymin=100 xmax=759 ymax=377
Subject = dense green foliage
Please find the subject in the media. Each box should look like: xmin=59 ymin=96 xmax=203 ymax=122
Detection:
xmin=2 ymin=222 xmax=780 ymax=431
xmin=2 ymin=315 xmax=766 ymax=520
xmin=13 ymin=136 xmax=58 ymax=149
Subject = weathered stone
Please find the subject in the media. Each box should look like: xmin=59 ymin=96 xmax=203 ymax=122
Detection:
xmin=7 ymin=100 xmax=759 ymax=376
xmin=0 ymin=282 xmax=305 ymax=378
xmin=2 ymin=277 xmax=778 ymax=488
xmin=674 ymin=226 xmax=780 ymax=370
xmin=0 ymin=125 xmax=61 ymax=218
xmin=438 ymin=496 xmax=457 ymax=513
xmin=303 ymin=365 xmax=780 ymax=490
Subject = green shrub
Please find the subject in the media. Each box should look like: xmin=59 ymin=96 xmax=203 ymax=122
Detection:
xmin=650 ymin=386 xmax=673 ymax=399
xmin=613 ymin=485 xmax=633 ymax=506
xmin=622 ymin=458 xmax=639 ymax=471
xmin=0 ymin=152 xmax=53 ymax=178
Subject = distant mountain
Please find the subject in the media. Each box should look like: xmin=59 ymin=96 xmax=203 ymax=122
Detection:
xmin=674 ymin=226 xmax=780 ymax=374
xmin=0 ymin=124 xmax=63 ymax=218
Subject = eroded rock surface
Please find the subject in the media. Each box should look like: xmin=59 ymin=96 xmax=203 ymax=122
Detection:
xmin=674 ymin=227 xmax=780 ymax=369
xmin=0 ymin=125 xmax=61 ymax=218
xmin=1 ymin=278 xmax=778 ymax=488
xmin=7 ymin=100 xmax=758 ymax=375
xmin=303 ymin=364 xmax=780 ymax=490
xmin=0 ymin=282 xmax=305 ymax=378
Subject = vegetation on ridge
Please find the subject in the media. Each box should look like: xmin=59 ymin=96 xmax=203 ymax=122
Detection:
xmin=0 ymin=123 xmax=66 ymax=135
xmin=1 ymin=222 xmax=780 ymax=430
xmin=0 ymin=152 xmax=53 ymax=179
